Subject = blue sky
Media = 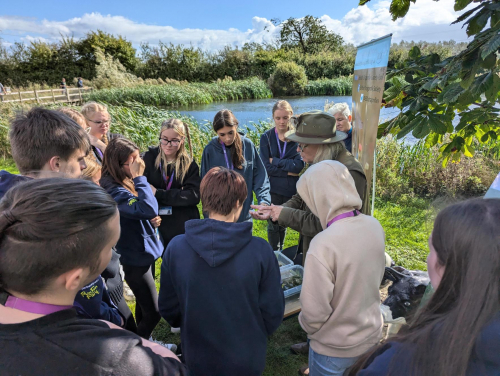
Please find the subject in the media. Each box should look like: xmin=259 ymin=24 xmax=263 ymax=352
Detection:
xmin=0 ymin=0 xmax=471 ymax=50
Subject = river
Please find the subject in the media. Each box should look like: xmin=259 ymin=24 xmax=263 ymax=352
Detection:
xmin=176 ymin=96 xmax=401 ymax=129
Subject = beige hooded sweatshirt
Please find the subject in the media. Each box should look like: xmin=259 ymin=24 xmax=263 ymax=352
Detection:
xmin=297 ymin=160 xmax=385 ymax=358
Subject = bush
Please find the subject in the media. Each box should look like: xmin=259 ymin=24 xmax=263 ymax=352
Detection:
xmin=268 ymin=62 xmax=308 ymax=96
xmin=305 ymin=76 xmax=352 ymax=96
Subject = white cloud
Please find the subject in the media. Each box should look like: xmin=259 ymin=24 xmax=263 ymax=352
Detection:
xmin=0 ymin=0 xmax=473 ymax=50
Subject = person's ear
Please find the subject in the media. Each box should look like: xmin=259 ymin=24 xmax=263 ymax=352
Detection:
xmin=57 ymin=268 xmax=87 ymax=292
xmin=48 ymin=156 xmax=61 ymax=172
xmin=234 ymin=200 xmax=242 ymax=210
xmin=348 ymin=115 xmax=352 ymax=122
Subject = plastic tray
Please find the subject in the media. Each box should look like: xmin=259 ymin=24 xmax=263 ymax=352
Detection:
xmin=275 ymin=251 xmax=293 ymax=270
xmin=280 ymin=264 xmax=304 ymax=299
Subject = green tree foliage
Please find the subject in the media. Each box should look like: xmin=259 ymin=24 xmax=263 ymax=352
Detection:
xmin=271 ymin=15 xmax=344 ymax=54
xmin=361 ymin=0 xmax=500 ymax=163
xmin=268 ymin=61 xmax=308 ymax=95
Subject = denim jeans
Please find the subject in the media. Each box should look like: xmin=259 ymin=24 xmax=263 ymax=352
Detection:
xmin=267 ymin=193 xmax=292 ymax=251
xmin=309 ymin=346 xmax=358 ymax=376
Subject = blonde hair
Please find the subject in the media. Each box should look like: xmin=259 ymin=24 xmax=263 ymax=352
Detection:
xmin=155 ymin=119 xmax=193 ymax=183
xmin=81 ymin=102 xmax=110 ymax=145
xmin=324 ymin=101 xmax=351 ymax=118
xmin=82 ymin=157 xmax=101 ymax=181
xmin=313 ymin=142 xmax=345 ymax=164
xmin=57 ymin=107 xmax=87 ymax=129
xmin=272 ymin=100 xmax=294 ymax=130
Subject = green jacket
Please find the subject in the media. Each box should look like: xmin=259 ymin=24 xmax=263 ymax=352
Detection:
xmin=277 ymin=150 xmax=367 ymax=264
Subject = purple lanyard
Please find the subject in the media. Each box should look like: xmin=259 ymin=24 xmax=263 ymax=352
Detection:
xmin=220 ymin=141 xmax=234 ymax=170
xmin=159 ymin=162 xmax=175 ymax=190
xmin=327 ymin=210 xmax=361 ymax=228
xmin=275 ymin=128 xmax=287 ymax=159
xmin=4 ymin=295 xmax=73 ymax=315
xmin=95 ymin=147 xmax=104 ymax=160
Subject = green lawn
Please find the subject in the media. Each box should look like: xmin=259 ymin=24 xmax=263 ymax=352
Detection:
xmin=0 ymin=158 xmax=435 ymax=375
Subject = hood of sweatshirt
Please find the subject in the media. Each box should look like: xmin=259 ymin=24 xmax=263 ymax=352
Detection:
xmin=297 ymin=160 xmax=362 ymax=230
xmin=184 ymin=218 xmax=253 ymax=267
xmin=0 ymin=170 xmax=31 ymax=199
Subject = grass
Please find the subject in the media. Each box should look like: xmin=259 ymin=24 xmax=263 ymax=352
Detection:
xmin=83 ymin=77 xmax=272 ymax=107
xmin=305 ymin=76 xmax=353 ymax=96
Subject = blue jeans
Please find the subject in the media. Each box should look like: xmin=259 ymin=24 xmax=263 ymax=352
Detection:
xmin=309 ymin=346 xmax=358 ymax=376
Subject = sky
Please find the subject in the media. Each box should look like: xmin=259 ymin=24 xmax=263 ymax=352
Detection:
xmin=0 ymin=0 xmax=472 ymax=51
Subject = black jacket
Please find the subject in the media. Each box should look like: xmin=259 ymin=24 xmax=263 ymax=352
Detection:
xmin=159 ymin=218 xmax=285 ymax=376
xmin=143 ymin=146 xmax=201 ymax=249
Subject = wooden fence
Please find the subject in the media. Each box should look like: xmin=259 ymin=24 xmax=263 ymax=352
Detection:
xmin=1 ymin=87 xmax=93 ymax=105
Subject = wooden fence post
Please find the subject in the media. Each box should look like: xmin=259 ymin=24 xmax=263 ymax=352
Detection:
xmin=79 ymin=88 xmax=83 ymax=103
xmin=18 ymin=91 xmax=22 ymax=102
xmin=66 ymin=88 xmax=70 ymax=103
xmin=34 ymin=89 xmax=40 ymax=104
xmin=51 ymin=89 xmax=56 ymax=103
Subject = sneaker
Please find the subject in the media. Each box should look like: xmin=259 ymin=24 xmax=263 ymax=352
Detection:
xmin=149 ymin=337 xmax=177 ymax=353
xmin=171 ymin=327 xmax=181 ymax=334
xmin=123 ymin=283 xmax=135 ymax=302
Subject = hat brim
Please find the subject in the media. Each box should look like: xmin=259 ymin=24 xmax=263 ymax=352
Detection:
xmin=285 ymin=130 xmax=348 ymax=145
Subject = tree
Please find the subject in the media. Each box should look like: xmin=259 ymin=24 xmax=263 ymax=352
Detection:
xmin=271 ymin=16 xmax=344 ymax=54
xmin=360 ymin=0 xmax=500 ymax=164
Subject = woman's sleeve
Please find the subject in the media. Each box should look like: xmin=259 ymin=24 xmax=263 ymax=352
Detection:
xmin=260 ymin=133 xmax=288 ymax=178
xmin=154 ymin=162 xmax=201 ymax=207
xmin=271 ymin=152 xmax=305 ymax=174
xmin=114 ymin=176 xmax=158 ymax=220
xmin=200 ymin=146 xmax=210 ymax=179
xmin=252 ymin=144 xmax=271 ymax=205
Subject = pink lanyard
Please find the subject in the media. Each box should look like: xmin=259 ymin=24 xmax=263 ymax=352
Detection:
xmin=221 ymin=141 xmax=234 ymax=170
xmin=326 ymin=210 xmax=361 ymax=228
xmin=275 ymin=128 xmax=287 ymax=159
xmin=2 ymin=293 xmax=72 ymax=315
xmin=159 ymin=162 xmax=175 ymax=190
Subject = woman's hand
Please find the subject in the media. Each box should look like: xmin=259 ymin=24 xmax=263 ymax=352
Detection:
xmin=269 ymin=158 xmax=273 ymax=163
xmin=288 ymin=172 xmax=299 ymax=176
xmin=150 ymin=216 xmax=162 ymax=228
xmin=88 ymin=134 xmax=107 ymax=152
xmin=149 ymin=184 xmax=157 ymax=195
xmin=130 ymin=156 xmax=145 ymax=178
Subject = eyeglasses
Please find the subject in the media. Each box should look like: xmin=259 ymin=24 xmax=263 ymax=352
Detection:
xmin=86 ymin=117 xmax=111 ymax=125
xmin=298 ymin=143 xmax=309 ymax=152
xmin=159 ymin=138 xmax=182 ymax=146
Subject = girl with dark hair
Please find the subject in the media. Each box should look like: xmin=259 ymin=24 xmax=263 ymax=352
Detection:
xmin=100 ymin=138 xmax=168 ymax=342
xmin=201 ymin=109 xmax=271 ymax=222
xmin=143 ymin=119 xmax=201 ymax=251
xmin=348 ymin=198 xmax=500 ymax=376
xmin=159 ymin=167 xmax=284 ymax=376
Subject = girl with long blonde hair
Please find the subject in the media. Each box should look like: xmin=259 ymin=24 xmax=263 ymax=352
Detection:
xmin=143 ymin=118 xmax=201 ymax=251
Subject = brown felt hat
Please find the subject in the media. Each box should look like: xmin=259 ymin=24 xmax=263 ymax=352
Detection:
xmin=285 ymin=110 xmax=348 ymax=144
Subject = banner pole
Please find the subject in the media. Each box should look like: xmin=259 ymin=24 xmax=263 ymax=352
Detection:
xmin=371 ymin=146 xmax=377 ymax=216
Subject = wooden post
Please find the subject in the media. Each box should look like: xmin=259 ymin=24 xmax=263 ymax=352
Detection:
xmin=79 ymin=88 xmax=83 ymax=103
xmin=34 ymin=90 xmax=40 ymax=104
xmin=51 ymin=89 xmax=56 ymax=103
xmin=66 ymin=88 xmax=70 ymax=103
xmin=18 ymin=91 xmax=22 ymax=103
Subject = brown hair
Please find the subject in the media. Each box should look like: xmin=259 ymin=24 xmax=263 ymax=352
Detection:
xmin=101 ymin=137 xmax=139 ymax=195
xmin=57 ymin=107 xmax=87 ymax=129
xmin=9 ymin=107 xmax=90 ymax=175
xmin=272 ymin=100 xmax=294 ymax=130
xmin=348 ymin=198 xmax=500 ymax=376
xmin=0 ymin=178 xmax=117 ymax=296
xmin=213 ymin=109 xmax=245 ymax=170
xmin=155 ymin=118 xmax=193 ymax=183
xmin=201 ymin=167 xmax=247 ymax=216
xmin=81 ymin=102 xmax=110 ymax=145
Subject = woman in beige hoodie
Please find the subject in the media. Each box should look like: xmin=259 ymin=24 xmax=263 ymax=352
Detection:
xmin=297 ymin=160 xmax=386 ymax=376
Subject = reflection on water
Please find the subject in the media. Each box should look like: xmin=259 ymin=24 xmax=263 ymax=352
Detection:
xmin=175 ymin=96 xmax=401 ymax=129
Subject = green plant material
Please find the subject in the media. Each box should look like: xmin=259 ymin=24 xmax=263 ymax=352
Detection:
xmin=281 ymin=271 xmax=303 ymax=291
xmin=84 ymin=77 xmax=272 ymax=106
xmin=270 ymin=15 xmax=344 ymax=55
xmin=305 ymin=76 xmax=353 ymax=96
xmin=267 ymin=61 xmax=308 ymax=96
xmin=360 ymin=0 xmax=500 ymax=164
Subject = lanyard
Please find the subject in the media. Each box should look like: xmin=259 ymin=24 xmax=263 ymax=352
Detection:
xmin=159 ymin=162 xmax=175 ymax=190
xmin=220 ymin=141 xmax=234 ymax=170
xmin=275 ymin=128 xmax=287 ymax=159
xmin=1 ymin=292 xmax=72 ymax=315
xmin=327 ymin=210 xmax=361 ymax=228
xmin=95 ymin=147 xmax=104 ymax=160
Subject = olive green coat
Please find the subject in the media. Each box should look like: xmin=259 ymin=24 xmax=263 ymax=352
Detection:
xmin=277 ymin=150 xmax=367 ymax=264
